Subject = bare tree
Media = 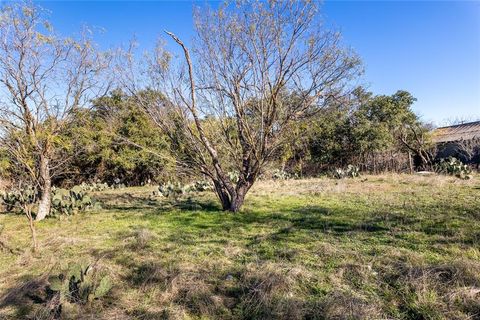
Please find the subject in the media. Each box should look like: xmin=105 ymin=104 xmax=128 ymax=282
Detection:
xmin=119 ymin=0 xmax=361 ymax=211
xmin=0 ymin=2 xmax=111 ymax=220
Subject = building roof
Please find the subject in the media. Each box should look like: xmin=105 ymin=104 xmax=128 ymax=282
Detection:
xmin=432 ymin=121 xmax=480 ymax=143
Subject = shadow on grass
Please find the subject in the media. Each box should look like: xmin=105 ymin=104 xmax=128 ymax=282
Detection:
xmin=103 ymin=194 xmax=223 ymax=216
xmin=100 ymin=196 xmax=157 ymax=212
xmin=173 ymin=197 xmax=222 ymax=212
xmin=0 ymin=274 xmax=53 ymax=319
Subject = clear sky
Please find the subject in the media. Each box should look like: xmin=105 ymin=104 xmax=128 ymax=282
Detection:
xmin=11 ymin=0 xmax=480 ymax=126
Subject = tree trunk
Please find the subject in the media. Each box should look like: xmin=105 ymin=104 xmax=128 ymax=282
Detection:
xmin=212 ymin=178 xmax=251 ymax=212
xmin=36 ymin=155 xmax=51 ymax=221
xmin=24 ymin=205 xmax=38 ymax=252
xmin=408 ymin=151 xmax=413 ymax=174
xmin=213 ymin=179 xmax=232 ymax=211
xmin=28 ymin=214 xmax=38 ymax=252
xmin=228 ymin=180 xmax=251 ymax=212
xmin=229 ymin=189 xmax=247 ymax=212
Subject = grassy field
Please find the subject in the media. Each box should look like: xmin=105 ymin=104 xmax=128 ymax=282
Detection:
xmin=0 ymin=174 xmax=479 ymax=319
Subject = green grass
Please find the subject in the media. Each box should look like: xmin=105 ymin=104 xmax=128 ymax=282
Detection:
xmin=0 ymin=174 xmax=479 ymax=319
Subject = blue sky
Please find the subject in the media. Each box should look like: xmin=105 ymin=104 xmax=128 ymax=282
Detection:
xmin=11 ymin=0 xmax=480 ymax=126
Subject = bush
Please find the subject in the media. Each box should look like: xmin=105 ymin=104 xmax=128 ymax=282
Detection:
xmin=436 ymin=157 xmax=471 ymax=179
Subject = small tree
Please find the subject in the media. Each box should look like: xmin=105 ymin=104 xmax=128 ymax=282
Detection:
xmin=119 ymin=0 xmax=361 ymax=211
xmin=0 ymin=2 xmax=111 ymax=220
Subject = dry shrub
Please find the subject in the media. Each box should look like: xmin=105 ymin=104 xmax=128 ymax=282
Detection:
xmin=449 ymin=286 xmax=480 ymax=317
xmin=0 ymin=275 xmax=62 ymax=319
xmin=143 ymin=262 xmax=314 ymax=319
xmin=0 ymin=276 xmax=48 ymax=306
xmin=121 ymin=228 xmax=157 ymax=250
xmin=0 ymin=225 xmax=21 ymax=255
xmin=125 ymin=261 xmax=235 ymax=318
xmin=29 ymin=298 xmax=62 ymax=320
xmin=151 ymin=304 xmax=189 ymax=320
xmin=133 ymin=228 xmax=156 ymax=249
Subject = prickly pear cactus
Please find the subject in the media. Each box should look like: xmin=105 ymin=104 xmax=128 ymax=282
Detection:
xmin=272 ymin=169 xmax=295 ymax=180
xmin=158 ymin=179 xmax=214 ymax=199
xmin=0 ymin=186 xmax=36 ymax=212
xmin=183 ymin=180 xmax=214 ymax=193
xmin=436 ymin=157 xmax=472 ymax=179
xmin=191 ymin=180 xmax=213 ymax=192
xmin=51 ymin=188 xmax=72 ymax=215
xmin=0 ymin=191 xmax=20 ymax=211
xmin=227 ymin=171 xmax=240 ymax=183
xmin=346 ymin=165 xmax=360 ymax=178
xmin=77 ymin=182 xmax=111 ymax=192
xmin=159 ymin=181 xmax=184 ymax=198
xmin=47 ymin=262 xmax=112 ymax=305
xmin=332 ymin=165 xmax=360 ymax=179
xmin=50 ymin=186 xmax=97 ymax=215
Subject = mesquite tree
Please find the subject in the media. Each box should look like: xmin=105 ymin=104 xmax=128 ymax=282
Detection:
xmin=0 ymin=2 xmax=110 ymax=220
xmin=120 ymin=0 xmax=361 ymax=212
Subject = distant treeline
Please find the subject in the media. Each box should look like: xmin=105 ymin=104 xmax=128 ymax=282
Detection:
xmin=0 ymin=87 xmax=435 ymax=187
